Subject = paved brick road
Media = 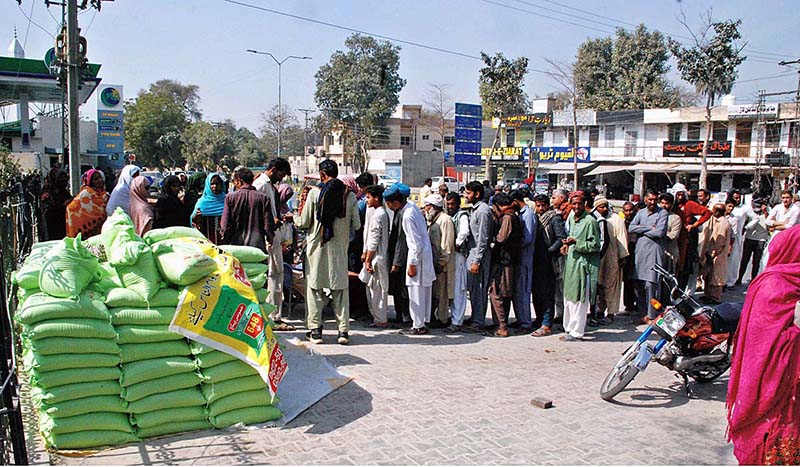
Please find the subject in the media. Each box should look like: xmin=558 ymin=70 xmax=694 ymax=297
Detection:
xmin=45 ymin=289 xmax=744 ymax=465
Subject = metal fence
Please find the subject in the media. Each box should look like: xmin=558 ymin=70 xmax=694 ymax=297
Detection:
xmin=0 ymin=174 xmax=40 ymax=465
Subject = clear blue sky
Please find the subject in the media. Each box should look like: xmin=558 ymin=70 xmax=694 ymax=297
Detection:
xmin=3 ymin=0 xmax=799 ymax=131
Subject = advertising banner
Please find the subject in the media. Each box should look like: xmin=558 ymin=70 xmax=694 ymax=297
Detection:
xmin=663 ymin=140 xmax=732 ymax=158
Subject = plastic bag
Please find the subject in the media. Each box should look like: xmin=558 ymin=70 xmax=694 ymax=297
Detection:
xmin=152 ymin=241 xmax=216 ymax=286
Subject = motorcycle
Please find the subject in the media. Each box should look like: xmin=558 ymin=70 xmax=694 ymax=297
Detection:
xmin=600 ymin=264 xmax=742 ymax=401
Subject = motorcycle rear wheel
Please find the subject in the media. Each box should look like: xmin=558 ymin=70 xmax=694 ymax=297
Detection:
xmin=600 ymin=343 xmax=641 ymax=401
xmin=688 ymin=341 xmax=731 ymax=383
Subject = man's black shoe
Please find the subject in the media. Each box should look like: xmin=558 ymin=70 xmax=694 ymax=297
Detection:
xmin=306 ymin=328 xmax=323 ymax=344
xmin=337 ymin=332 xmax=349 ymax=345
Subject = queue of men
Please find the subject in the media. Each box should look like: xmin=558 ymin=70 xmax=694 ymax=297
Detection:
xmin=285 ymin=161 xmax=797 ymax=344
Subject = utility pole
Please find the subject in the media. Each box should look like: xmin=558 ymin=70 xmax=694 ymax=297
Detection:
xmin=66 ymin=0 xmax=81 ymax=194
xmin=298 ymin=108 xmax=315 ymax=176
xmin=754 ymin=89 xmax=765 ymax=196
xmin=779 ymin=59 xmax=800 ymax=192
xmin=485 ymin=111 xmax=502 ymax=184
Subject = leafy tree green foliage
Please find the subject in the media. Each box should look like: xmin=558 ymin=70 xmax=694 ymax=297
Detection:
xmin=315 ymin=34 xmax=406 ymax=171
xmin=259 ymin=105 xmax=305 ymax=159
xmin=124 ymin=92 xmax=188 ymax=168
xmin=478 ymin=52 xmax=530 ymax=119
xmin=575 ymin=25 xmax=680 ymax=110
xmin=182 ymin=121 xmax=236 ymax=169
xmin=148 ymin=79 xmax=202 ymax=121
xmin=669 ymin=18 xmax=746 ymax=188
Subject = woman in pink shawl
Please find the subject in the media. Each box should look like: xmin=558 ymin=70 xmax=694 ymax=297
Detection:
xmin=129 ymin=176 xmax=154 ymax=236
xmin=727 ymin=224 xmax=800 ymax=465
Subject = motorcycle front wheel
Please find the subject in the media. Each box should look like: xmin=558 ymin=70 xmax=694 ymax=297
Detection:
xmin=600 ymin=343 xmax=641 ymax=401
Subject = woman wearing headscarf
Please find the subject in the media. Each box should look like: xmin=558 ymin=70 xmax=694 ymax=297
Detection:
xmin=106 ymin=165 xmax=141 ymax=216
xmin=129 ymin=176 xmax=153 ymax=236
xmin=153 ymin=175 xmax=185 ymax=229
xmin=191 ymin=172 xmax=226 ymax=244
xmin=41 ymin=167 xmax=72 ymax=240
xmin=66 ymin=169 xmax=108 ymax=238
xmin=727 ymin=224 xmax=800 ymax=465
xmin=182 ymin=172 xmax=206 ymax=226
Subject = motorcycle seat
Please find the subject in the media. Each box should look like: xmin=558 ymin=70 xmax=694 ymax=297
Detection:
xmin=712 ymin=302 xmax=743 ymax=333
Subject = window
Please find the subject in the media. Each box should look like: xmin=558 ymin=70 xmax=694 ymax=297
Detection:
xmin=422 ymin=134 xmax=430 ymax=141
xmin=567 ymin=129 xmax=576 ymax=147
xmin=444 ymin=135 xmax=455 ymax=145
xmin=604 ymin=126 xmax=615 ymax=145
xmin=713 ymin=122 xmax=728 ymax=141
xmin=791 ymin=123 xmax=800 ymax=148
xmin=505 ymin=128 xmax=516 ymax=147
xmin=400 ymin=136 xmax=411 ymax=146
xmin=433 ymin=139 xmax=442 ymax=149
xmin=589 ymin=127 xmax=599 ymax=147
xmin=668 ymin=123 xmax=682 ymax=141
xmin=534 ymin=128 xmax=544 ymax=146
xmin=766 ymin=123 xmax=782 ymax=146
xmin=687 ymin=122 xmax=702 ymax=140
xmin=624 ymin=130 xmax=638 ymax=157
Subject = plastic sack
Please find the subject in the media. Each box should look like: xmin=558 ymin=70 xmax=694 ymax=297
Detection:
xmin=24 ymin=318 xmax=116 ymax=341
xmin=143 ymin=227 xmax=206 ymax=245
xmin=30 ymin=380 xmax=122 ymax=405
xmin=120 ymin=356 xmax=198 ymax=387
xmin=39 ymin=412 xmax=133 ymax=435
xmin=250 ymin=272 xmax=267 ymax=290
xmin=131 ymin=406 xmax=207 ymax=429
xmin=116 ymin=324 xmax=186 ymax=345
xmin=136 ymin=419 xmax=212 ymax=439
xmin=200 ymin=374 xmax=267 ymax=404
xmin=15 ymin=291 xmax=109 ymax=326
xmin=38 ymin=235 xmax=99 ymax=299
xmin=121 ymin=372 xmax=202 ymax=402
xmin=243 ymin=262 xmax=268 ymax=278
xmin=24 ymin=352 xmax=120 ymax=373
xmin=210 ymin=405 xmax=282 ymax=429
xmin=127 ymin=387 xmax=206 ymax=414
xmin=200 ymin=360 xmax=258 ymax=383
xmin=101 ymin=208 xmax=146 ymax=266
xmin=105 ymin=287 xmax=180 ymax=308
xmin=43 ymin=430 xmax=138 ymax=450
xmin=194 ymin=350 xmax=238 ymax=368
xmin=115 ymin=248 xmax=162 ymax=300
xmin=111 ymin=307 xmax=177 ymax=326
xmin=208 ymin=388 xmax=273 ymax=417
xmin=12 ymin=241 xmax=58 ymax=290
xmin=119 ymin=340 xmax=191 ymax=363
xmin=218 ymin=245 xmax=268 ymax=263
xmin=32 ymin=367 xmax=121 ymax=389
xmin=28 ymin=337 xmax=119 ymax=356
xmin=152 ymin=241 xmax=216 ymax=286
xmin=40 ymin=395 xmax=128 ymax=419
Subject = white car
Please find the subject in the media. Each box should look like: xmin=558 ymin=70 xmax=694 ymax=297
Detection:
xmin=377 ymin=174 xmax=399 ymax=187
xmin=431 ymin=176 xmax=460 ymax=193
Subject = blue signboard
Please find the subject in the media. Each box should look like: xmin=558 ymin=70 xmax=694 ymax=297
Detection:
xmin=523 ymin=146 xmax=591 ymax=163
xmin=97 ymin=109 xmax=125 ymax=155
xmin=454 ymin=102 xmax=483 ymax=167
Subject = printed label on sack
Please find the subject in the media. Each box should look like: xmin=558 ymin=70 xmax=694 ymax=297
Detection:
xmin=169 ymin=238 xmax=287 ymax=399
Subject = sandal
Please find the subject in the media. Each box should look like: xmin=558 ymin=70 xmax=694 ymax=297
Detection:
xmin=273 ymin=323 xmax=296 ymax=332
xmin=531 ymin=327 xmax=552 ymax=337
xmin=485 ymin=328 xmax=509 ymax=338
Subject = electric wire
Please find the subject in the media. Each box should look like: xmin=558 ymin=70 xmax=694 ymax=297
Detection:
xmin=15 ymin=2 xmax=56 ymax=40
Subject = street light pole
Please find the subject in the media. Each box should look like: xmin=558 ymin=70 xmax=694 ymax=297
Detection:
xmin=246 ymin=49 xmax=311 ymax=158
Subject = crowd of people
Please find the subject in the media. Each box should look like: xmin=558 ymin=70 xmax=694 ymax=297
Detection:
xmin=38 ymin=159 xmax=800 ymax=344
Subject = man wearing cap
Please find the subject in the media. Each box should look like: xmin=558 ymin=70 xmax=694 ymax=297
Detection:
xmin=591 ymin=194 xmax=628 ymax=325
xmin=297 ymin=160 xmax=361 ymax=345
xmin=510 ymin=189 xmax=537 ymax=332
xmin=423 ymin=193 xmax=455 ymax=328
xmin=387 ymin=184 xmax=411 ymax=326
xmin=384 ymin=183 xmax=436 ymax=334
xmin=446 ymin=192 xmax=470 ymax=332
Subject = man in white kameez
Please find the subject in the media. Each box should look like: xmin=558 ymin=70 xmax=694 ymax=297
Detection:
xmin=297 ymin=160 xmax=360 ymax=345
xmin=253 ymin=157 xmax=293 ymax=330
xmin=384 ymin=183 xmax=435 ymax=335
xmin=360 ymin=185 xmax=390 ymax=328
xmin=446 ymin=192 xmax=470 ymax=332
xmin=726 ymin=190 xmax=758 ymax=288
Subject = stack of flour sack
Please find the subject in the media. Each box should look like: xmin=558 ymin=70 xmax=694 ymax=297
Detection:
xmin=13 ymin=208 xmax=282 ymax=451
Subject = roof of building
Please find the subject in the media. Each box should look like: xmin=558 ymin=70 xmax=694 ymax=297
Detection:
xmin=0 ymin=56 xmax=102 ymax=106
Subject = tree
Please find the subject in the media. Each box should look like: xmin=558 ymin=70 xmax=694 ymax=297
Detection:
xmin=315 ymin=34 xmax=406 ymax=172
xmin=149 ymin=79 xmax=202 ymax=121
xmin=421 ymin=82 xmax=455 ymax=176
xmin=233 ymin=126 xmax=268 ymax=167
xmin=669 ymin=14 xmax=746 ymax=188
xmin=575 ymin=25 xmax=681 ymax=110
xmin=478 ymin=52 xmax=530 ymax=119
xmin=544 ymin=58 xmax=581 ymax=188
xmin=124 ymin=93 xmax=188 ymax=168
xmin=182 ymin=121 xmax=235 ymax=169
xmin=259 ymin=105 xmax=305 ymax=159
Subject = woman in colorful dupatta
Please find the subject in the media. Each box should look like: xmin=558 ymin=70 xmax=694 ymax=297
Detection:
xmin=191 ymin=172 xmax=226 ymax=244
xmin=106 ymin=165 xmax=141 ymax=216
xmin=66 ymin=169 xmax=108 ymax=238
xmin=727 ymin=224 xmax=800 ymax=465
xmin=129 ymin=176 xmax=153 ymax=236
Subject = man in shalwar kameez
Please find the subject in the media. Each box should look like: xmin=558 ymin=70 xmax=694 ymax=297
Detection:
xmin=727 ymin=190 xmax=758 ymax=288
xmin=446 ymin=192 xmax=470 ymax=332
xmin=701 ymin=203 xmax=731 ymax=304
xmin=464 ymin=181 xmax=494 ymax=332
xmin=423 ymin=194 xmax=455 ymax=328
xmin=297 ymin=160 xmax=361 ymax=345
xmin=510 ymin=189 xmax=537 ymax=332
xmin=360 ymin=185 xmax=390 ymax=328
xmin=384 ymin=184 xmax=436 ymax=335
xmin=560 ymin=191 xmax=601 ymax=341
xmin=593 ymin=195 xmax=628 ymax=321
xmin=628 ymin=189 xmax=668 ymax=324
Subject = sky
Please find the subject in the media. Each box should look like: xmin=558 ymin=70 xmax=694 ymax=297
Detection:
xmin=2 ymin=0 xmax=799 ymax=132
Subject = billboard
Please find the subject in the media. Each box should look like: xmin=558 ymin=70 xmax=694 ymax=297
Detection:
xmin=96 ymin=85 xmax=124 ymax=160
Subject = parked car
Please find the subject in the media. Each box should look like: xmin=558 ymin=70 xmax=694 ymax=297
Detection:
xmin=431 ymin=176 xmax=460 ymax=193
xmin=377 ymin=174 xmax=399 ymax=187
xmin=140 ymin=171 xmax=165 ymax=196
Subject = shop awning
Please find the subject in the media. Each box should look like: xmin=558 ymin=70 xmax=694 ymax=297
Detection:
xmin=630 ymin=163 xmax=680 ymax=172
xmin=541 ymin=162 xmax=594 ymax=174
xmin=585 ymin=164 xmax=633 ymax=176
xmin=670 ymin=163 xmax=759 ymax=172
